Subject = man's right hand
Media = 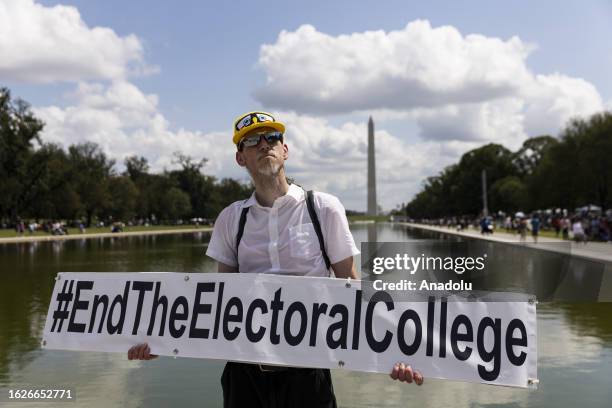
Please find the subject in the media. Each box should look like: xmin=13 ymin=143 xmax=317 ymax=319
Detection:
xmin=127 ymin=343 xmax=158 ymax=360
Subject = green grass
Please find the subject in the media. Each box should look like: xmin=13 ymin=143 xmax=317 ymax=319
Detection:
xmin=0 ymin=224 xmax=211 ymax=239
xmin=347 ymin=215 xmax=390 ymax=222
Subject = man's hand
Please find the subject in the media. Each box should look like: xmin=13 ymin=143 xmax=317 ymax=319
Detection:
xmin=127 ymin=343 xmax=158 ymax=360
xmin=390 ymin=362 xmax=424 ymax=386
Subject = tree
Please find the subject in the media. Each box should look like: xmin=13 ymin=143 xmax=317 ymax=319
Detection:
xmin=491 ymin=176 xmax=527 ymax=212
xmin=144 ymin=173 xmax=180 ymax=222
xmin=106 ymin=176 xmax=139 ymax=221
xmin=169 ymin=152 xmax=222 ymax=218
xmin=27 ymin=143 xmax=81 ymax=220
xmin=404 ymin=144 xmax=519 ymax=217
xmin=530 ymin=113 xmax=612 ymax=211
xmin=512 ymin=135 xmax=557 ymax=177
xmin=403 ymin=164 xmax=458 ymax=218
xmin=160 ymin=187 xmax=192 ymax=220
xmin=580 ymin=113 xmax=612 ymax=211
xmin=403 ymin=110 xmax=612 ymax=217
xmin=217 ymin=178 xmax=254 ymax=206
xmin=0 ymin=86 xmax=265 ymax=224
xmin=453 ymin=144 xmax=517 ymax=214
xmin=68 ymin=142 xmax=115 ymax=226
xmin=124 ymin=155 xmax=150 ymax=181
xmin=0 ymin=87 xmax=44 ymax=221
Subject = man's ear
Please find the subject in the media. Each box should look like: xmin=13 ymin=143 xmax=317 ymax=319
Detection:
xmin=236 ymin=151 xmax=246 ymax=167
xmin=282 ymin=144 xmax=289 ymax=160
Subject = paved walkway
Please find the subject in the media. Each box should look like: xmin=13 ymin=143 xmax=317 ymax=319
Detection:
xmin=401 ymin=223 xmax=612 ymax=264
xmin=0 ymin=227 xmax=213 ymax=245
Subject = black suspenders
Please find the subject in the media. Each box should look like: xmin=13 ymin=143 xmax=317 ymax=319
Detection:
xmin=305 ymin=190 xmax=332 ymax=269
xmin=236 ymin=205 xmax=249 ymax=258
xmin=235 ymin=188 xmax=332 ymax=271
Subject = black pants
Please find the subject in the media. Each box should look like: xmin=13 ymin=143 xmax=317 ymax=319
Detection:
xmin=221 ymin=362 xmax=337 ymax=408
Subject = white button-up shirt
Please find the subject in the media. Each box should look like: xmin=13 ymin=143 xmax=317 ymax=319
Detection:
xmin=206 ymin=184 xmax=360 ymax=277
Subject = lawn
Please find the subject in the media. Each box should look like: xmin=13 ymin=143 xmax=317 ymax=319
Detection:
xmin=347 ymin=215 xmax=390 ymax=222
xmin=0 ymin=224 xmax=211 ymax=239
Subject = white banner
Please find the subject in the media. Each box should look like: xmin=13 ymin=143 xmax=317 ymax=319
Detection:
xmin=42 ymin=272 xmax=538 ymax=388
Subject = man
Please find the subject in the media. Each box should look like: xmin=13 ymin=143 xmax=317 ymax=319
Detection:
xmin=128 ymin=111 xmax=423 ymax=407
xmin=530 ymin=213 xmax=541 ymax=243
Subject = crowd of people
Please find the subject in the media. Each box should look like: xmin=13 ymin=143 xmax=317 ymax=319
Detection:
xmin=9 ymin=218 xmax=134 ymax=236
xmin=416 ymin=207 xmax=612 ymax=244
xmin=5 ymin=216 xmax=215 ymax=237
xmin=11 ymin=220 xmax=70 ymax=236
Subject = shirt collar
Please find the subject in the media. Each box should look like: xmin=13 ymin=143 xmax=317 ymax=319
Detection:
xmin=242 ymin=183 xmax=304 ymax=209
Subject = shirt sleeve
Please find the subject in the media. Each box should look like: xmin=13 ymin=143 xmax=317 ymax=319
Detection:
xmin=206 ymin=204 xmax=239 ymax=267
xmin=317 ymin=193 xmax=360 ymax=264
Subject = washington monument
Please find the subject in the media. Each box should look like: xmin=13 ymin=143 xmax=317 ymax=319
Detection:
xmin=367 ymin=116 xmax=377 ymax=216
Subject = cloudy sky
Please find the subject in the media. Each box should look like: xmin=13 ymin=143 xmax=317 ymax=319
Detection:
xmin=2 ymin=0 xmax=611 ymax=211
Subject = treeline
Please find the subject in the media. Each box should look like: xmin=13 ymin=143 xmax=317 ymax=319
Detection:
xmin=402 ymin=111 xmax=612 ymax=218
xmin=0 ymin=87 xmax=253 ymax=226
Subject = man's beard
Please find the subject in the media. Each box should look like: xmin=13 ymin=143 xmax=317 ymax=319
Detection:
xmin=246 ymin=157 xmax=283 ymax=178
xmin=257 ymin=159 xmax=282 ymax=177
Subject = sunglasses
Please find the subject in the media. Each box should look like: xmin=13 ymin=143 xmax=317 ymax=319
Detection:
xmin=235 ymin=112 xmax=276 ymax=132
xmin=238 ymin=131 xmax=284 ymax=150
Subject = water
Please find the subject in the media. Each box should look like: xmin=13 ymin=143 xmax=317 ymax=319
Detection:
xmin=1 ymin=226 xmax=611 ymax=407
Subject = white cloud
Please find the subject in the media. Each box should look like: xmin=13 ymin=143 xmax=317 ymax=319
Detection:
xmin=409 ymin=72 xmax=602 ymax=148
xmin=272 ymin=112 xmax=459 ymax=211
xmin=34 ymin=81 xmax=240 ymax=179
xmin=34 ymin=83 xmax=461 ymax=211
xmin=0 ymin=0 xmax=154 ymax=83
xmin=254 ymin=21 xmax=604 ymax=146
xmin=22 ymin=12 xmax=606 ymax=211
xmin=254 ymin=21 xmax=533 ymax=114
xmin=414 ymin=98 xmax=526 ymax=149
xmin=523 ymin=73 xmax=604 ymax=136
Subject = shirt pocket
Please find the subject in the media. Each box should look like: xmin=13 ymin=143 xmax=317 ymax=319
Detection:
xmin=289 ymin=223 xmax=319 ymax=259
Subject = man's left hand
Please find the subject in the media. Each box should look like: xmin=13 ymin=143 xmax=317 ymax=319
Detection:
xmin=389 ymin=362 xmax=424 ymax=386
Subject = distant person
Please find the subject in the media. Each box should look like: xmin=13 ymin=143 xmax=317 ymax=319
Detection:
xmin=572 ymin=218 xmax=586 ymax=244
xmin=590 ymin=217 xmax=600 ymax=240
xmin=603 ymin=217 xmax=611 ymax=242
xmin=561 ymin=217 xmax=570 ymax=240
xmin=552 ymin=216 xmax=561 ymax=237
xmin=480 ymin=217 xmax=492 ymax=234
xmin=530 ymin=214 xmax=541 ymax=243
xmin=15 ymin=219 xmax=25 ymax=235
xmin=599 ymin=218 xmax=610 ymax=242
xmin=517 ymin=218 xmax=527 ymax=242
xmin=504 ymin=216 xmax=512 ymax=233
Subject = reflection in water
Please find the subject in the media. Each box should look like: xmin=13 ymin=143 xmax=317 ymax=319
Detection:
xmin=358 ymin=227 xmax=610 ymax=302
xmin=1 ymin=225 xmax=611 ymax=407
xmin=333 ymin=305 xmax=612 ymax=408
xmin=554 ymin=303 xmax=612 ymax=342
xmin=0 ymin=233 xmax=214 ymax=385
xmin=537 ymin=305 xmax=604 ymax=367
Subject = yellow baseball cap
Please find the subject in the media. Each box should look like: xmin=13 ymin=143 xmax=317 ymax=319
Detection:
xmin=232 ymin=111 xmax=285 ymax=145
